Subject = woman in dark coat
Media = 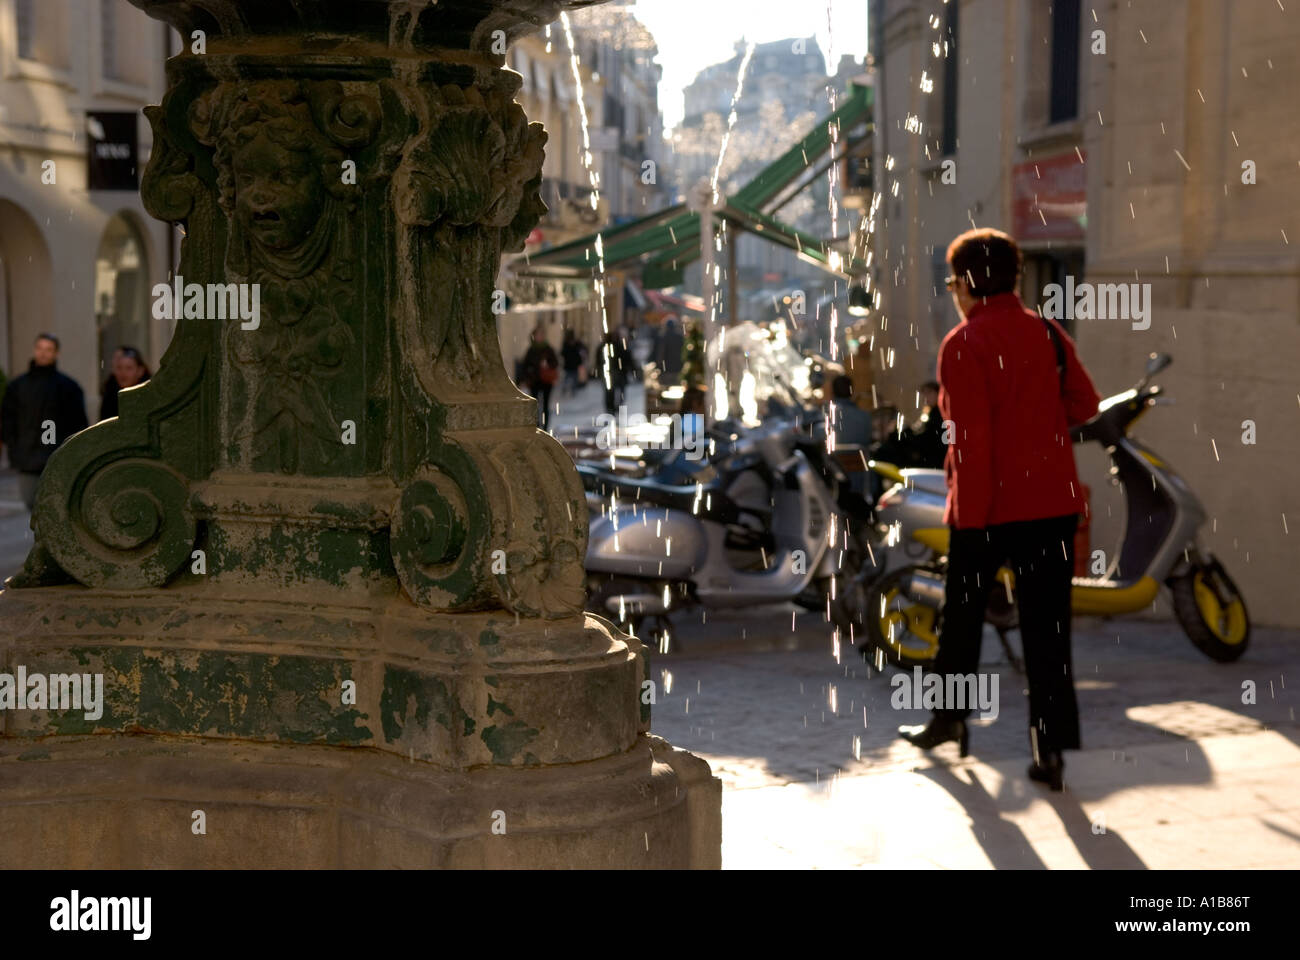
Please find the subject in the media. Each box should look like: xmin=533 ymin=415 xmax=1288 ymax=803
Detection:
xmin=99 ymin=346 xmax=151 ymax=421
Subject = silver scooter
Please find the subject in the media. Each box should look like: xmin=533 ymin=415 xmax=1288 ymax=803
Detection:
xmin=580 ymin=417 xmax=875 ymax=650
xmin=858 ymin=353 xmax=1251 ymax=669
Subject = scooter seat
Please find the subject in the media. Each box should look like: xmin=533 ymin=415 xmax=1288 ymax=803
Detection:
xmin=577 ymin=464 xmax=735 ymax=521
xmin=900 ymin=468 xmax=947 ymax=496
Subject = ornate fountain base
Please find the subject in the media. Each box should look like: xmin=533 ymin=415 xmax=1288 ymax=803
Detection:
xmin=0 ymin=587 xmax=721 ymax=868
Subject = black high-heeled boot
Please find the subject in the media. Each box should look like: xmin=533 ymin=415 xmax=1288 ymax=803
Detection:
xmin=1028 ymin=727 xmax=1065 ymax=791
xmin=898 ymin=716 xmax=969 ymax=757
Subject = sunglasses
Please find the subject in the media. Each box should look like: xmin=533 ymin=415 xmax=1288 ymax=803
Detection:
xmin=944 ymin=275 xmax=963 ymax=290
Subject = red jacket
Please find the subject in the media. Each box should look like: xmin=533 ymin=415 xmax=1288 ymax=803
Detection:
xmin=937 ymin=291 xmax=1101 ymax=530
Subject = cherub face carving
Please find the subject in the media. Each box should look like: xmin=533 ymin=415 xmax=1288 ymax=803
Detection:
xmin=232 ymin=130 xmax=325 ymax=251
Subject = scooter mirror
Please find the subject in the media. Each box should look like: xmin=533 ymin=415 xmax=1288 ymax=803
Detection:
xmin=1137 ymin=352 xmax=1173 ymax=391
xmin=1145 ymin=352 xmax=1173 ymax=377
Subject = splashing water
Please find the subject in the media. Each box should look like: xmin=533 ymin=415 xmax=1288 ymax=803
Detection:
xmin=706 ymin=42 xmax=756 ymax=419
xmin=709 ymin=42 xmax=756 ymax=206
xmin=823 ymin=0 xmax=841 ymax=464
xmin=559 ymin=12 xmax=611 ymax=351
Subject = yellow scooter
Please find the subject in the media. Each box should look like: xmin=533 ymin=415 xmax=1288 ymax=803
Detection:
xmin=857 ymin=353 xmax=1250 ymax=671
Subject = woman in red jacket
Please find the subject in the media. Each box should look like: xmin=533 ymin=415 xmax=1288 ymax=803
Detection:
xmin=898 ymin=228 xmax=1101 ymax=791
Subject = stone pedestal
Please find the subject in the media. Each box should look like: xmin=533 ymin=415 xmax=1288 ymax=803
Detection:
xmin=0 ymin=0 xmax=720 ymax=868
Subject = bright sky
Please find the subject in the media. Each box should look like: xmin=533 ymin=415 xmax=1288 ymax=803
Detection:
xmin=630 ymin=0 xmax=870 ymax=130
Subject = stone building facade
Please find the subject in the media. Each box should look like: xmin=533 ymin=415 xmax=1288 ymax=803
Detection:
xmin=0 ymin=0 xmax=174 ymax=407
xmin=870 ymin=0 xmax=1300 ymax=626
xmin=499 ymin=10 xmax=667 ymax=374
xmin=672 ymin=37 xmax=846 ymax=309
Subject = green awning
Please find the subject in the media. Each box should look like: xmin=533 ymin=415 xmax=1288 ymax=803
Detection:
xmin=730 ymin=84 xmax=872 ymax=212
xmin=512 ymin=82 xmax=872 ymax=285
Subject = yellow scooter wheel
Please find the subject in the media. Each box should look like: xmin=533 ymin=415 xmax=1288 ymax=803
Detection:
xmin=860 ymin=564 xmax=942 ymax=670
xmin=1169 ymin=561 xmax=1250 ymax=662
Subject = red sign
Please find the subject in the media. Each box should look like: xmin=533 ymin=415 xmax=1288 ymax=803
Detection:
xmin=1012 ymin=151 xmax=1087 ymax=242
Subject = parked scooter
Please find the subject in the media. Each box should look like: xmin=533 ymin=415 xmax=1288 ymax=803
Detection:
xmin=858 ymin=353 xmax=1250 ymax=669
xmin=580 ymin=417 xmax=876 ymax=650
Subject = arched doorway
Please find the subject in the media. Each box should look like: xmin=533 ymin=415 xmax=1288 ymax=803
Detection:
xmin=94 ymin=213 xmax=150 ymax=386
xmin=0 ymin=199 xmax=54 ymax=383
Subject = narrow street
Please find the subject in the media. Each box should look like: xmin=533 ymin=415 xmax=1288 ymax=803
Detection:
xmin=544 ymin=346 xmax=1300 ymax=870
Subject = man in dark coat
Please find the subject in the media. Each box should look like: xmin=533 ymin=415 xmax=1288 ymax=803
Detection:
xmin=519 ymin=325 xmax=559 ymax=430
xmin=595 ymin=326 xmax=636 ymax=415
xmin=560 ymin=328 xmax=588 ymax=397
xmin=0 ymin=333 xmax=89 ymax=510
xmin=654 ymin=316 xmax=685 ymax=386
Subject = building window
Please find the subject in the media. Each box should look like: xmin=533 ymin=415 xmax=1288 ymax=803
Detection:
xmin=15 ymin=0 xmax=36 ymax=60
xmin=940 ymin=0 xmax=959 ymax=156
xmin=1021 ymin=250 xmax=1085 ymax=336
xmin=1049 ymin=0 xmax=1082 ymax=123
xmin=101 ymin=0 xmax=120 ymax=81
xmin=15 ymin=0 xmax=71 ymax=71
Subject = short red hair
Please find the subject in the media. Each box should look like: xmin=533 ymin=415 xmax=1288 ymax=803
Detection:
xmin=946 ymin=228 xmax=1023 ymax=297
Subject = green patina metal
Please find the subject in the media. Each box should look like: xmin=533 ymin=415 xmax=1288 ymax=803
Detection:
xmin=379 ymin=666 xmax=473 ymax=745
xmin=481 ymin=720 xmax=541 ymax=765
xmin=14 ymin=648 xmax=372 ymax=743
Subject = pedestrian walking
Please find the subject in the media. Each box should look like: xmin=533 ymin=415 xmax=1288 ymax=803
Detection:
xmin=98 ymin=346 xmax=152 ymax=421
xmin=0 ymin=333 xmax=89 ymax=511
xmin=520 ymin=325 xmax=559 ymax=430
xmin=721 ymin=323 xmax=747 ymax=421
xmin=596 ymin=326 xmax=636 ymax=416
xmin=897 ymin=228 xmax=1101 ymax=791
xmin=655 ymin=316 xmax=685 ymax=387
xmin=560 ymin=328 xmax=587 ymax=397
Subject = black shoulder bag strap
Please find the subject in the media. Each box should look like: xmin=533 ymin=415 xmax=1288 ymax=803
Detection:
xmin=1041 ymin=316 xmax=1067 ymax=394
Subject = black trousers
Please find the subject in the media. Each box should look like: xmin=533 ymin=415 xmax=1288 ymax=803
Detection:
xmin=933 ymin=513 xmax=1081 ymax=751
xmin=534 ymin=383 xmax=553 ymax=429
xmin=604 ymin=383 xmax=626 ymax=415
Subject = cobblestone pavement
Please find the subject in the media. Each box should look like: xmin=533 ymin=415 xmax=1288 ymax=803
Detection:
xmin=0 ymin=470 xmax=32 ymax=583
xmin=646 ymin=604 xmax=1300 ymax=868
xmin=649 ymin=605 xmax=1296 ymax=784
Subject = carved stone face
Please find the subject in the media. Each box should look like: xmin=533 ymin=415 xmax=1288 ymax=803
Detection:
xmin=232 ymin=130 xmax=323 ymax=250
